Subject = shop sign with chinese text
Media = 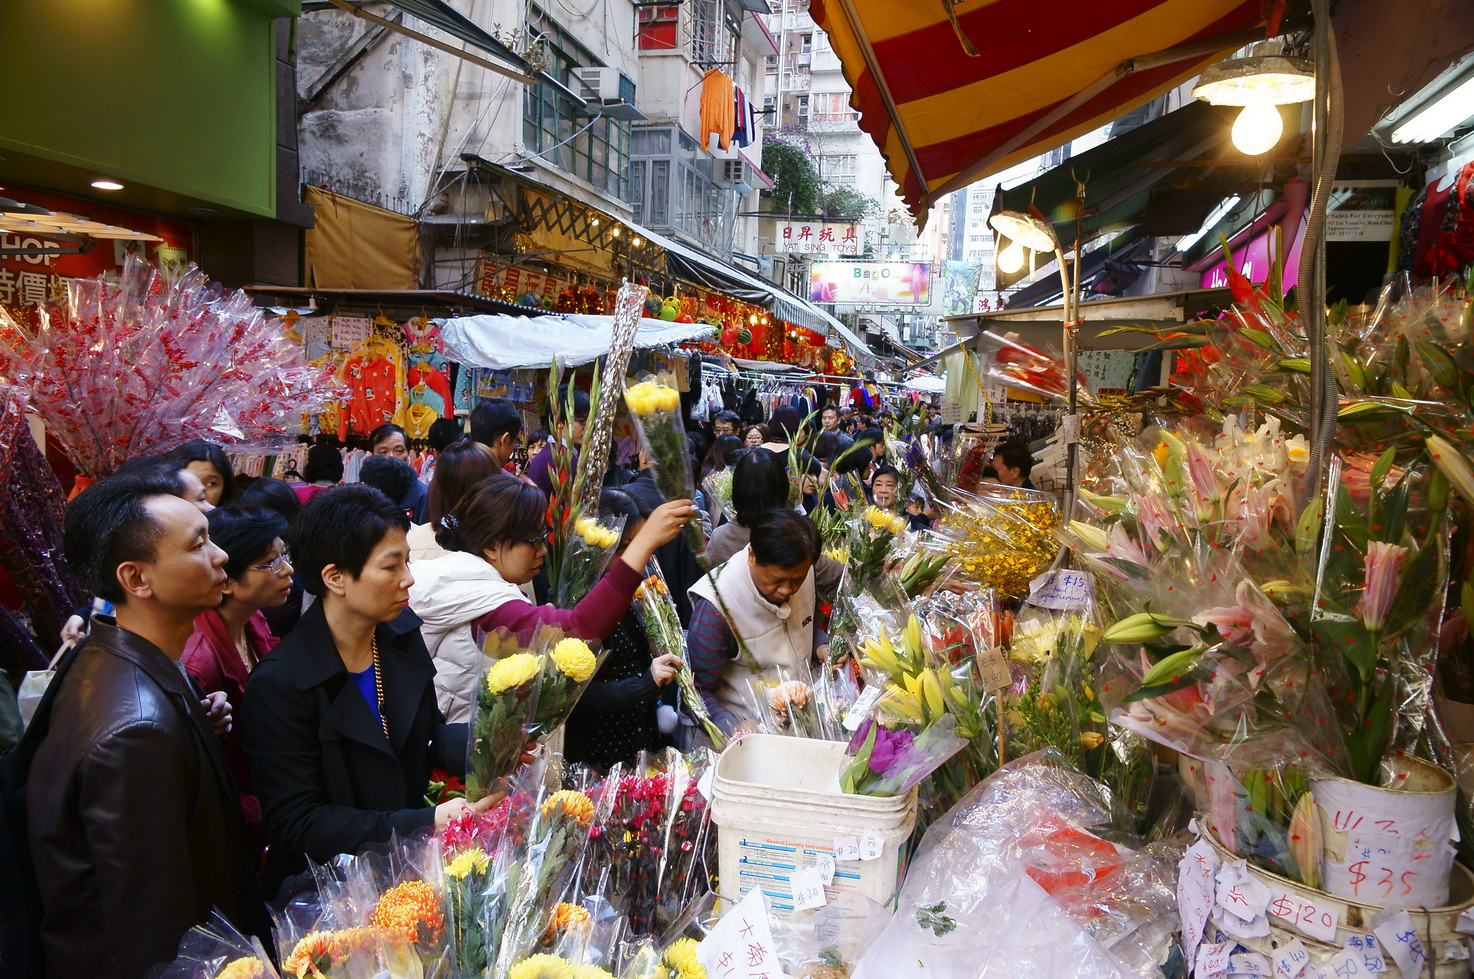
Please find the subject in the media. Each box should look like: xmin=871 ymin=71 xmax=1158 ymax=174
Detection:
xmin=776 ymin=222 xmax=859 ymax=254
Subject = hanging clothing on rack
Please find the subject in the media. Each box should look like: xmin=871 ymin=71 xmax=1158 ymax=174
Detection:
xmin=699 ymin=70 xmax=735 ymax=151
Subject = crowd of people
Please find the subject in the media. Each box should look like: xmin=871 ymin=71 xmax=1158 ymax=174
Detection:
xmin=7 ymin=392 xmax=1037 ymax=979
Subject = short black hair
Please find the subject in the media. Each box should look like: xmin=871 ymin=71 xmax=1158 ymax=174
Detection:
xmin=731 ymin=447 xmax=789 ymax=527
xmin=427 ymin=417 xmax=465 ymax=453
xmin=360 ymin=455 xmax=417 ymax=506
xmin=769 ymin=406 xmax=802 ymax=441
xmin=598 ymin=486 xmax=645 ymax=526
xmin=820 ymin=405 xmax=839 ymax=417
xmin=856 ymin=427 xmax=885 ymax=447
xmin=237 ymin=476 xmax=301 ymax=523
xmin=811 ymin=431 xmax=841 ymax=463
xmin=553 ymin=384 xmax=590 ymax=422
xmin=829 ymin=441 xmax=872 ymax=477
xmin=994 ymin=440 xmax=1034 ymax=479
xmin=208 ymin=506 xmax=289 ymax=580
xmin=302 ymin=444 xmax=344 ymax=484
xmin=290 ymin=484 xmax=410 ymax=597
xmin=714 ymin=410 xmax=741 ymax=427
xmin=981 ymin=465 xmax=999 ymax=480
xmin=749 ymin=508 xmax=818 ymax=567
xmin=166 ymin=440 xmax=238 ymax=503
xmin=871 ymin=464 xmax=901 ymax=485
xmin=64 ymin=470 xmax=181 ymax=604
xmin=469 ymin=398 xmax=522 ymax=447
xmin=367 ymin=423 xmax=408 ymax=450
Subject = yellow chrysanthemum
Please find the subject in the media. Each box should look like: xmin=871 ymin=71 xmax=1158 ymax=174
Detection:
xmin=285 ymin=931 xmax=337 ymax=978
xmin=445 ymin=846 xmax=491 ymax=880
xmin=571 ymin=965 xmax=616 ymax=979
xmin=370 ymin=879 xmax=444 ymax=946
xmin=541 ymin=789 xmax=596 ymax=826
xmin=215 ymin=957 xmax=270 ymax=979
xmin=862 ymin=506 xmax=905 ymax=534
xmin=486 ymin=652 xmax=540 ymax=694
xmin=510 ymin=953 xmax=575 ymax=979
xmin=551 ymin=638 xmax=597 ymax=683
xmin=657 ymin=938 xmax=707 ymax=979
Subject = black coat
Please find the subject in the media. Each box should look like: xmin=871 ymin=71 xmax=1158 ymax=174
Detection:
xmin=27 ymin=618 xmax=247 ymax=979
xmin=242 ymin=602 xmax=467 ymax=895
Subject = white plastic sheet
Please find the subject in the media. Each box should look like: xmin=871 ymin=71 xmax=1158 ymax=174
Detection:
xmin=436 ymin=313 xmax=715 ymax=370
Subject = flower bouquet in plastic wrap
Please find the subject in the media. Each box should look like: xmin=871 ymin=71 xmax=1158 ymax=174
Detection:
xmin=746 ymin=666 xmax=836 ymax=739
xmin=529 ymin=630 xmax=609 ymax=742
xmin=849 ymin=751 xmax=1178 ymax=979
xmin=624 ymin=377 xmax=705 ymax=561
xmin=932 ymin=485 xmax=1060 ymax=598
xmin=467 ymin=630 xmax=544 ymax=799
xmin=0 ymin=253 xmax=344 ymax=478
xmin=556 ymin=512 xmax=626 ymax=608
xmin=974 ymin=330 xmax=1089 ymax=404
xmin=152 ymin=911 xmax=280 ymax=979
xmin=633 ymin=562 xmax=725 ymax=748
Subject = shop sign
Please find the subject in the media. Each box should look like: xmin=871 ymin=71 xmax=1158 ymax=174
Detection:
xmin=0 ymin=187 xmax=193 ymax=328
xmin=777 ymin=221 xmax=859 ymax=254
xmin=1199 ymin=217 xmax=1306 ymax=292
xmin=809 ymin=261 xmax=931 ymax=305
xmin=1326 ymin=180 xmax=1399 ymax=241
xmin=478 ymin=260 xmax=562 ymax=304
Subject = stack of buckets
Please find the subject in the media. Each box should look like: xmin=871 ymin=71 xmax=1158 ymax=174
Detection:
xmin=711 ymin=734 xmax=916 ymax=919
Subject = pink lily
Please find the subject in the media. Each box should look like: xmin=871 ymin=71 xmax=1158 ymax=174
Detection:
xmin=1361 ymin=540 xmax=1409 ymax=631
xmin=1193 ymin=579 xmax=1298 ymax=685
xmin=1185 ymin=440 xmax=1220 ymax=522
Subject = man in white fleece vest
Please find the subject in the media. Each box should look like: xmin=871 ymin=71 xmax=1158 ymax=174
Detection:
xmin=687 ymin=508 xmax=828 ymax=733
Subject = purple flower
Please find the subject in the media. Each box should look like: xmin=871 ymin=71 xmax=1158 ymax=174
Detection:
xmin=868 ymin=726 xmax=915 ymax=775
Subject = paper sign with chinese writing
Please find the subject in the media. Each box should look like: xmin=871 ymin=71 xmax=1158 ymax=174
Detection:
xmin=777 ymin=222 xmax=860 ymax=255
xmin=478 ymin=261 xmax=563 ymax=304
xmin=1373 ymin=909 xmax=1428 ymax=978
xmin=697 ymin=889 xmax=787 ymax=979
xmin=331 ymin=315 xmax=373 ymax=349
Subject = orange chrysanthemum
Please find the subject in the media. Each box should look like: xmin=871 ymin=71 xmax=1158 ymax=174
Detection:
xmin=540 ymin=789 xmax=596 ymax=826
xmin=540 ymin=901 xmax=593 ymax=943
xmin=370 ymin=880 xmax=445 ymax=946
xmin=284 ymin=931 xmax=337 ymax=978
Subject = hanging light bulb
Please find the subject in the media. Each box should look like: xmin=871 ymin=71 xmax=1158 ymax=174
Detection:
xmin=997 ymin=240 xmax=1025 ymax=274
xmin=1231 ymin=103 xmax=1283 ymax=155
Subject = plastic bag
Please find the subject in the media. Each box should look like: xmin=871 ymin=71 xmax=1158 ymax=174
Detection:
xmin=850 ymin=751 xmax=1178 ymax=979
xmin=147 ymin=911 xmax=279 ymax=979
xmin=556 ymin=513 xmax=626 ymax=608
xmin=624 ymin=377 xmax=705 ymax=559
xmin=467 ymin=629 xmax=544 ymax=800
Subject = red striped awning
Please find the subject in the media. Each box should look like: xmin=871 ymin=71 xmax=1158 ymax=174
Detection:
xmin=809 ymin=0 xmax=1275 ymax=220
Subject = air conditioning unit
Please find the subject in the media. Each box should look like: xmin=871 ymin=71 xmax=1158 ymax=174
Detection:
xmin=570 ymin=67 xmax=637 ymax=105
xmin=718 ymin=160 xmax=747 ymax=184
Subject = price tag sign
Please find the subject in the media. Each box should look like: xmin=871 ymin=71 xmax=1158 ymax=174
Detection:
xmin=1061 ymin=413 xmax=1081 ymax=444
xmin=331 ymin=314 xmax=373 ymax=349
xmin=842 ymin=686 xmax=883 ymax=732
xmin=1228 ymin=953 xmax=1271 ymax=976
xmin=814 ymin=852 xmax=835 ymax=885
xmin=1266 ymin=888 xmax=1341 ymax=944
xmin=1197 ymin=942 xmax=1233 ymax=978
xmin=834 ymin=837 xmax=860 ymax=862
xmin=859 ymin=833 xmax=883 ymax=862
xmin=976 ymin=647 xmax=1012 ymax=692
xmin=1373 ymin=909 xmax=1428 ymax=979
xmin=696 ymin=890 xmax=787 ymax=979
xmin=1026 ymin=569 xmax=1095 ymax=611
xmin=789 ymin=868 xmax=827 ymax=911
xmin=1273 ymin=939 xmax=1310 ymax=979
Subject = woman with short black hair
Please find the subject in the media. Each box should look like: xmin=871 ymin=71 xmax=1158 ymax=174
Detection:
xmin=241 ymin=485 xmax=488 ymax=894
xmin=167 ymin=439 xmax=238 ymax=507
xmin=295 ymin=444 xmax=344 ymax=505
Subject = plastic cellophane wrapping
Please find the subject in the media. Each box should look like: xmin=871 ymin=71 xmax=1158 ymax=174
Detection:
xmin=0 ymin=253 xmax=345 ymax=477
xmin=850 ymin=751 xmax=1178 ymax=979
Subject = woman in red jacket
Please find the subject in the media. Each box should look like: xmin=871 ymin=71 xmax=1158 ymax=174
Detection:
xmin=182 ymin=506 xmax=294 ymax=834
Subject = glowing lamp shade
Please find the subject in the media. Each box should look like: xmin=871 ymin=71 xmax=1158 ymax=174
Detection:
xmin=987 ymin=210 xmax=1058 ymax=253
xmin=1231 ymin=103 xmax=1284 ymax=155
xmin=1192 ymin=55 xmax=1315 ymax=107
xmin=997 ymin=240 xmax=1025 ymax=274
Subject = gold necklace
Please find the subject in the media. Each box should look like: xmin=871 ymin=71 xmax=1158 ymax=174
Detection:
xmin=371 ymin=634 xmax=389 ymax=740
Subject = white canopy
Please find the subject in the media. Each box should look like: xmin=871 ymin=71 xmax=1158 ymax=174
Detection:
xmin=435 ymin=313 xmax=715 ymax=370
xmin=904 ymin=374 xmax=946 ymax=393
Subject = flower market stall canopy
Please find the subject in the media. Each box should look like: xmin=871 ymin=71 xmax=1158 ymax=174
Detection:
xmin=436 ymin=312 xmax=716 ymax=370
xmin=809 ymin=0 xmax=1281 ymax=219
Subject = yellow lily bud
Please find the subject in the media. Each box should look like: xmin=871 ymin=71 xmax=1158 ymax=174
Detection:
xmin=1068 ymin=520 xmax=1110 ymax=552
xmin=921 ymin=669 xmax=946 ymax=722
xmin=1427 ymin=435 xmax=1474 ymax=509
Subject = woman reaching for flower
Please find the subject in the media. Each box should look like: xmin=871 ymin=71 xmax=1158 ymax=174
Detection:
xmin=408 ymin=472 xmax=691 ymax=722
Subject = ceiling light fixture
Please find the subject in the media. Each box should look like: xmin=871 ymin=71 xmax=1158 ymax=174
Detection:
xmin=1193 ymin=52 xmax=1314 ymax=156
xmin=996 ymin=240 xmax=1025 ymax=274
xmin=90 ymin=179 xmax=125 ymax=191
xmin=1390 ymin=74 xmax=1474 ymax=144
xmin=987 ymin=210 xmax=1058 ymax=253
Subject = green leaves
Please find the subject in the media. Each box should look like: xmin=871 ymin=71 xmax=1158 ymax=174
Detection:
xmin=1416 ymin=340 xmax=1460 ymax=391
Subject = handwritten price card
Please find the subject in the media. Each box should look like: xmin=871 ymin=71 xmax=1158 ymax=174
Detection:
xmin=697 ymin=890 xmax=788 ymax=979
xmin=1266 ymin=888 xmax=1341 ymax=944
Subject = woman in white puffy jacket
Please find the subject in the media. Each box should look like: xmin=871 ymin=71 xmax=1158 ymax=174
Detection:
xmin=409 ymin=472 xmax=691 ymax=722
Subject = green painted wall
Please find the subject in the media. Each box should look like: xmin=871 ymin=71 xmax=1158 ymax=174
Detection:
xmin=0 ymin=0 xmax=299 ymax=217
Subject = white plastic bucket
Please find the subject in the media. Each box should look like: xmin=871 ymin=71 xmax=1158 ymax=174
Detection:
xmin=711 ymin=734 xmax=916 ymax=919
xmin=1310 ymin=754 xmax=1458 ymax=907
xmin=1201 ymin=829 xmax=1474 ymax=978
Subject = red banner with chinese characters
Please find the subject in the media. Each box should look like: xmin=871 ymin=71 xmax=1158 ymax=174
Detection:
xmin=0 ymin=186 xmax=195 ymax=330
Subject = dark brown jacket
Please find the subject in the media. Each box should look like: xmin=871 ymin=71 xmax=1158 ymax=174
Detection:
xmin=27 ymin=618 xmax=245 ymax=979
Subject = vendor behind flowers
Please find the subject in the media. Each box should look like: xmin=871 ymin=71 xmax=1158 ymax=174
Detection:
xmin=687 ymin=508 xmax=828 ymax=733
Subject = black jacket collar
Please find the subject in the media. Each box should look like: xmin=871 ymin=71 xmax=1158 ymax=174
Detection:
xmin=282 ymin=601 xmax=432 ymax=757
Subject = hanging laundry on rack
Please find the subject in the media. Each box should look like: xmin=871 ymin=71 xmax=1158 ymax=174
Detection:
xmin=732 ymin=86 xmax=756 ymax=148
xmin=409 ymin=360 xmax=453 ymax=408
xmin=342 ymin=336 xmax=404 ymax=438
xmin=699 ymin=69 xmax=735 ymax=151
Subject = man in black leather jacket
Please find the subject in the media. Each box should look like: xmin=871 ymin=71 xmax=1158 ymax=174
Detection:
xmin=28 ymin=471 xmax=249 ymax=979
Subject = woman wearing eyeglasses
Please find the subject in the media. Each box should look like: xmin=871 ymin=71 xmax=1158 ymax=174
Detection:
xmin=409 ymin=472 xmax=692 ymax=723
xmin=182 ymin=506 xmax=293 ymax=849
